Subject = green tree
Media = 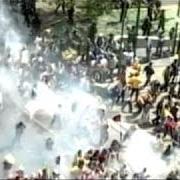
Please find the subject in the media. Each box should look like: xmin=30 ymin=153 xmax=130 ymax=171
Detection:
xmin=84 ymin=0 xmax=113 ymax=20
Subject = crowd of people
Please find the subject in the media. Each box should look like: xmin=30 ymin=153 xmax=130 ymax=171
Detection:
xmin=1 ymin=28 xmax=180 ymax=179
xmin=0 ymin=0 xmax=180 ymax=179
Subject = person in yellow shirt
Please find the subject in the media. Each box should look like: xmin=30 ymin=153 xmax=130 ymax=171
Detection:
xmin=70 ymin=159 xmax=85 ymax=178
xmin=128 ymin=73 xmax=142 ymax=101
xmin=132 ymin=60 xmax=141 ymax=74
xmin=162 ymin=104 xmax=173 ymax=119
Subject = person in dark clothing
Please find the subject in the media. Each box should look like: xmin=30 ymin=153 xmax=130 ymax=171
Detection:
xmin=143 ymin=62 xmax=154 ymax=87
xmin=170 ymin=102 xmax=179 ymax=122
xmin=177 ymin=82 xmax=180 ymax=98
xmin=55 ymin=0 xmax=66 ymax=14
xmin=158 ymin=10 xmax=165 ymax=33
xmin=152 ymin=98 xmax=163 ymax=126
xmin=169 ymin=27 xmax=175 ymax=54
xmin=156 ymin=32 xmax=164 ymax=58
xmin=120 ymin=0 xmax=129 ymax=23
xmin=147 ymin=0 xmax=154 ymax=21
xmin=163 ymin=144 xmax=172 ymax=157
xmin=67 ymin=0 xmax=75 ymax=24
xmin=169 ymin=83 xmax=176 ymax=98
xmin=170 ymin=60 xmax=178 ymax=83
xmin=154 ymin=0 xmax=162 ymax=20
xmin=166 ymin=171 xmax=179 ymax=180
xmin=128 ymin=26 xmax=136 ymax=55
xmin=88 ymin=22 xmax=97 ymax=43
xmin=163 ymin=66 xmax=171 ymax=91
xmin=21 ymin=1 xmax=30 ymax=27
xmin=142 ymin=16 xmax=152 ymax=36
xmin=15 ymin=121 xmax=26 ymax=144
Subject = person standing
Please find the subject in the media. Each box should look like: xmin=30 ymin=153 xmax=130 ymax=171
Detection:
xmin=120 ymin=0 xmax=129 ymax=23
xmin=156 ymin=32 xmax=164 ymax=58
xmin=67 ymin=0 xmax=75 ymax=23
xmin=55 ymin=0 xmax=66 ymax=14
xmin=128 ymin=73 xmax=142 ymax=102
xmin=146 ymin=37 xmax=152 ymax=62
xmin=147 ymin=0 xmax=154 ymax=21
xmin=15 ymin=121 xmax=26 ymax=144
xmin=128 ymin=26 xmax=136 ymax=55
xmin=170 ymin=59 xmax=178 ymax=84
xmin=143 ymin=62 xmax=154 ymax=87
xmin=170 ymin=103 xmax=179 ymax=122
xmin=158 ymin=10 xmax=165 ymax=33
xmin=121 ymin=85 xmax=133 ymax=113
xmin=163 ymin=66 xmax=171 ymax=91
xmin=99 ymin=123 xmax=109 ymax=146
xmin=142 ymin=16 xmax=152 ymax=36
xmin=88 ymin=22 xmax=97 ymax=44
xmin=154 ymin=0 xmax=162 ymax=20
xmin=169 ymin=27 xmax=175 ymax=54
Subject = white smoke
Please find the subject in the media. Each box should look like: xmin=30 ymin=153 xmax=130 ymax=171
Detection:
xmin=0 ymin=1 xmax=103 ymax=178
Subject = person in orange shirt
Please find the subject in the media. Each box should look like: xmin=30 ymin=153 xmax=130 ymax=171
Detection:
xmin=128 ymin=73 xmax=142 ymax=102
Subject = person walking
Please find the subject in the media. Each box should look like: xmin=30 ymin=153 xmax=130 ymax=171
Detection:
xmin=143 ymin=62 xmax=154 ymax=87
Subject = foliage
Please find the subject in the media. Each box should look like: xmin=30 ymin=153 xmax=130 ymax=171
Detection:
xmin=84 ymin=0 xmax=113 ymax=20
